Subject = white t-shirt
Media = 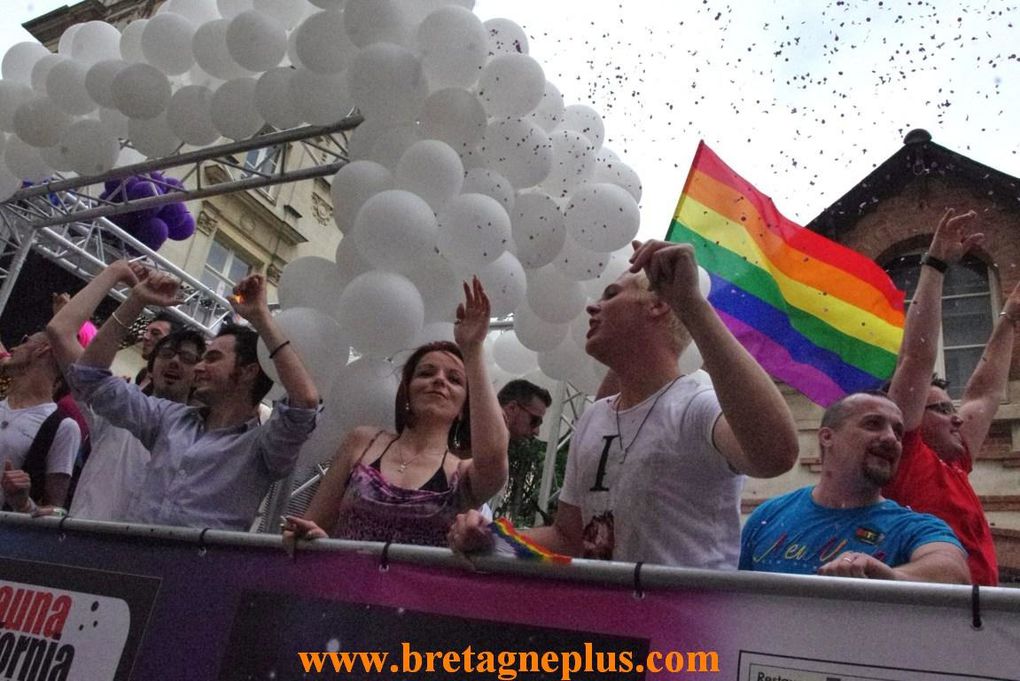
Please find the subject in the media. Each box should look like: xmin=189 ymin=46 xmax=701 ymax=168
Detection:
xmin=0 ymin=400 xmax=80 ymax=508
xmin=559 ymin=374 xmax=744 ymax=568
xmin=70 ymin=409 xmax=149 ymax=521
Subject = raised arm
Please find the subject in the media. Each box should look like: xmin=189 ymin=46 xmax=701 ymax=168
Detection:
xmin=629 ymin=240 xmax=798 ymax=477
xmin=230 ymin=274 xmax=319 ymax=408
xmin=887 ymin=209 xmax=983 ymax=431
xmin=78 ymin=266 xmax=182 ymax=370
xmin=454 ymin=277 xmax=510 ymax=505
xmin=45 ymin=261 xmax=138 ymax=371
xmin=957 ymin=281 xmax=1019 ymax=450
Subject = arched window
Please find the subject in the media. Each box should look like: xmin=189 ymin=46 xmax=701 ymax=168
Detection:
xmin=884 ymin=253 xmax=998 ymax=399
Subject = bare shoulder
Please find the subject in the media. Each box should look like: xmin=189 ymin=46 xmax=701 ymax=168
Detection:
xmin=335 ymin=426 xmax=392 ymax=464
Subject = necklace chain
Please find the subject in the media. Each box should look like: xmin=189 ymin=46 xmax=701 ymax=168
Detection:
xmin=614 ymin=376 xmax=681 ymax=461
xmin=392 ymin=438 xmax=447 ymax=474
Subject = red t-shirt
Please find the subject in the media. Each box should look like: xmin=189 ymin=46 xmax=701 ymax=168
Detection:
xmin=883 ymin=430 xmax=998 ymax=586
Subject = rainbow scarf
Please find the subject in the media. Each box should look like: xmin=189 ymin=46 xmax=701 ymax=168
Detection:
xmin=667 ymin=142 xmax=905 ymax=406
xmin=490 ymin=518 xmax=572 ymax=564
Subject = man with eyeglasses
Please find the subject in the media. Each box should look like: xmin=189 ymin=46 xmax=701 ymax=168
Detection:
xmin=885 ymin=208 xmax=1020 ymax=586
xmin=48 ymin=260 xmax=320 ymax=530
xmin=48 ymin=264 xmax=207 ymax=521
xmin=0 ymin=332 xmax=80 ymax=515
xmin=497 ymin=380 xmax=552 ymax=443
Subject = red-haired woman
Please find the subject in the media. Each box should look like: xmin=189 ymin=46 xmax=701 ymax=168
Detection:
xmin=284 ymin=277 xmax=509 ymax=546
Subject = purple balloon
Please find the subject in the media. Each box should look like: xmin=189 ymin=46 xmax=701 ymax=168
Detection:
xmin=133 ymin=216 xmax=168 ymax=251
xmin=166 ymin=212 xmax=195 ymax=240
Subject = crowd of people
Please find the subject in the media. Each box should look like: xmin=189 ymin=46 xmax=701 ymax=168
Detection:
xmin=1 ymin=208 xmax=1017 ymax=588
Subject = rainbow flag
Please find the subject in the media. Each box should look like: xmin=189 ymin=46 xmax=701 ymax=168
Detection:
xmin=490 ymin=518 xmax=572 ymax=564
xmin=667 ymin=142 xmax=905 ymax=406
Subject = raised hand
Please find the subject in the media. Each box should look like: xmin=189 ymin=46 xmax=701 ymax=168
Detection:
xmin=928 ymin=208 xmax=983 ymax=264
xmin=628 ymin=239 xmax=703 ymax=310
xmin=130 ymin=267 xmax=183 ymax=308
xmin=454 ymin=276 xmax=491 ymax=349
xmin=1002 ymin=280 xmax=1020 ymax=323
xmin=229 ymin=273 xmax=270 ymax=323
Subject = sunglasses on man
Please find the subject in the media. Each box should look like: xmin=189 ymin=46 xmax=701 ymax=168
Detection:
xmin=155 ymin=345 xmax=201 ymax=365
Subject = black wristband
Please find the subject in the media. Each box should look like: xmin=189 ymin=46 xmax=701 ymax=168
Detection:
xmin=268 ymin=339 xmax=291 ymax=359
xmin=920 ymin=252 xmax=949 ymax=273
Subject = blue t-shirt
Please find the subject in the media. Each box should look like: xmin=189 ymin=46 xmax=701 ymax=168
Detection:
xmin=739 ymin=487 xmax=964 ymax=575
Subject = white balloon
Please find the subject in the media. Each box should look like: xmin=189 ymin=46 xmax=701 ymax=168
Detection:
xmin=210 ymin=78 xmax=263 ymax=140
xmin=404 ymin=251 xmax=462 ymax=323
xmin=2 ymin=42 xmax=50 ymax=83
xmin=217 ymin=0 xmax=253 ymax=19
xmin=415 ymin=321 xmax=455 ymax=345
xmin=307 ymin=0 xmax=344 ymax=9
xmin=127 ymin=112 xmax=181 ymax=158
xmin=552 ymin=234 xmax=609 ymax=282
xmin=538 ymin=336 xmax=589 ymax=382
xmin=141 ymin=13 xmax=196 ymax=75
xmin=192 ymin=19 xmax=254 ymax=81
xmin=510 ymin=191 xmax=565 ymax=269
xmin=698 ymin=265 xmax=713 ymax=297
xmin=343 ymin=0 xmax=410 ymax=47
xmin=112 ymin=63 xmax=172 ymax=119
xmin=30 ymin=54 xmax=65 ymax=93
xmin=85 ymin=60 xmax=128 ymax=109
xmin=98 ymin=107 xmax=130 ymax=140
xmin=58 ymin=24 xmax=83 ymax=57
xmin=527 ymin=80 xmax=564 ymax=132
xmin=326 ymin=356 xmax=399 ymax=435
xmin=167 ymin=85 xmax=220 ymax=146
xmin=13 ymin=97 xmax=71 ymax=148
xmin=526 ymin=265 xmax=586 ymax=323
xmin=253 ymin=0 xmax=315 ymax=30
xmin=59 ymin=118 xmax=119 ymax=176
xmin=334 ymin=236 xmax=372 ymax=287
xmin=417 ymin=6 xmax=487 ymax=89
xmin=335 ymin=270 xmax=424 ymax=357
xmin=348 ymin=42 xmax=427 ymax=125
xmin=557 ymin=104 xmax=605 ymax=150
xmin=436 ymin=193 xmax=511 ymax=268
xmin=419 ymin=88 xmax=486 ymax=153
xmin=477 ymin=54 xmax=545 ymax=118
xmin=483 ymin=18 xmax=529 ymax=56
xmin=255 ymin=67 xmax=303 ymax=130
xmin=395 ymin=140 xmax=463 ymax=212
xmin=256 ymin=307 xmax=348 ymax=394
xmin=476 ymin=251 xmax=526 ymax=317
xmin=5 ymin=136 xmax=52 ymax=182
xmin=513 ymin=302 xmax=567 ymax=352
xmin=226 ymin=10 xmax=286 ymax=72
xmin=564 ymin=182 xmax=640 ymax=253
xmin=0 ymin=162 xmax=22 ymax=202
xmin=40 ymin=143 xmax=75 ymax=173
xmin=289 ymin=68 xmax=351 ymax=126
xmin=353 ymin=189 xmax=438 ymax=274
xmin=114 ymin=144 xmax=147 ymax=168
xmin=492 ymin=331 xmax=537 ymax=375
xmin=462 ymin=168 xmax=514 ymax=214
xmin=162 ymin=0 xmax=222 ymax=24
xmin=330 ymin=160 xmax=393 ymax=233
xmin=292 ymin=10 xmax=355 ymax=74
xmin=479 ymin=117 xmax=552 ymax=189
xmin=542 ymin=128 xmax=597 ymax=198
xmin=119 ymin=20 xmax=148 ymax=63
xmin=366 ymin=123 xmax=421 ymax=170
xmin=70 ymin=21 xmax=122 ymax=65
xmin=46 ymin=60 xmax=96 ymax=116
xmin=0 ymin=82 xmax=33 ymax=133
xmin=583 ymin=248 xmax=632 ymax=298
xmin=593 ymin=148 xmax=642 ymax=203
xmin=678 ymin=342 xmax=704 ymax=374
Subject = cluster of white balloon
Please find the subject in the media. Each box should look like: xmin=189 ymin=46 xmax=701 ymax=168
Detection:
xmin=0 ymin=0 xmax=705 ymax=463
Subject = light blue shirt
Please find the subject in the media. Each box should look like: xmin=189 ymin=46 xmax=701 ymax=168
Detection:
xmin=67 ymin=363 xmax=319 ymax=531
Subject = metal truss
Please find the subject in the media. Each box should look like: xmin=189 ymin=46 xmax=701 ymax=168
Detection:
xmin=0 ymin=116 xmax=361 ymax=333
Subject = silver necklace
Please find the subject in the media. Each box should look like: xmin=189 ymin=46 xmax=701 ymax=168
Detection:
xmin=615 ymin=376 xmax=681 ymax=461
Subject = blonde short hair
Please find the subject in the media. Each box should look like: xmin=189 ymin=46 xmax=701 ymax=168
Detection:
xmin=632 ymin=271 xmax=692 ymax=355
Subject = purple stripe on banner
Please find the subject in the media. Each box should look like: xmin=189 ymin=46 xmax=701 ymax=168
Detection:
xmin=717 ymin=310 xmax=846 ymax=406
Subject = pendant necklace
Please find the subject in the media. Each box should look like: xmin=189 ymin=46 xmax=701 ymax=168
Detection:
xmin=615 ymin=376 xmax=682 ymax=462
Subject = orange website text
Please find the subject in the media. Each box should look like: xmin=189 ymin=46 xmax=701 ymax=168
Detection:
xmin=298 ymin=642 xmax=720 ymax=679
